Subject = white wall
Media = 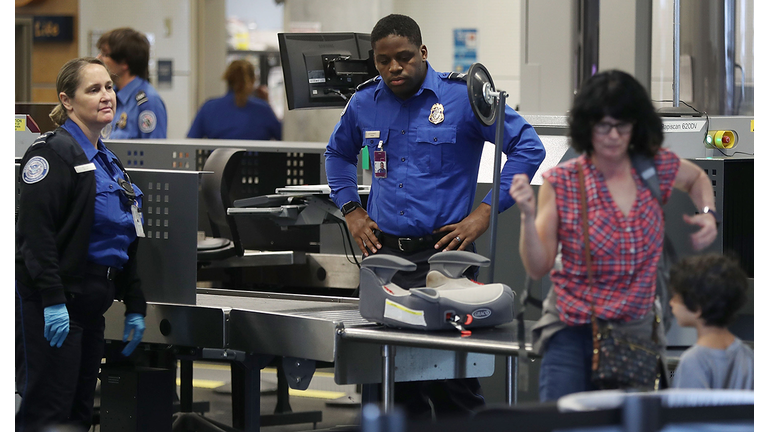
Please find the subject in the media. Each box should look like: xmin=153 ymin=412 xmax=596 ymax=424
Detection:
xmin=395 ymin=0 xmax=523 ymax=108
xmin=78 ymin=0 xmax=198 ymax=139
xmin=519 ymin=0 xmax=577 ymax=114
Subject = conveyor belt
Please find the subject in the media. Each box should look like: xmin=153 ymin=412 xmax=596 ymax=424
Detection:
xmin=197 ymin=290 xmax=374 ymax=327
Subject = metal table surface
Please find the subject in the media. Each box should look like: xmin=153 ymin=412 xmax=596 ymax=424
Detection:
xmin=104 ymin=288 xmax=535 ymax=419
xmin=106 ymin=287 xmax=534 ymax=374
xmin=193 ymin=288 xmax=532 ymax=360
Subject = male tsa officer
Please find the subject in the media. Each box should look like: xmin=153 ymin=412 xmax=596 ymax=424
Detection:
xmin=325 ymin=14 xmax=546 ymax=419
xmin=97 ymin=27 xmax=167 ymax=139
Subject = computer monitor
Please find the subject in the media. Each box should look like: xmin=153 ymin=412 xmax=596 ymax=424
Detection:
xmin=278 ymin=32 xmax=377 ymax=110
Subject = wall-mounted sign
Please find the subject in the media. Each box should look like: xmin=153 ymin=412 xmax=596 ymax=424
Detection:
xmin=453 ymin=29 xmax=477 ymax=73
xmin=33 ymin=16 xmax=74 ymax=42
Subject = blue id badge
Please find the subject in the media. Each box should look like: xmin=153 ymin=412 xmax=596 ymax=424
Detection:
xmin=374 ymin=141 xmax=387 ymax=179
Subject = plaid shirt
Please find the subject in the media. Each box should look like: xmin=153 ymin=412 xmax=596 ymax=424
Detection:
xmin=543 ymin=149 xmax=680 ymax=325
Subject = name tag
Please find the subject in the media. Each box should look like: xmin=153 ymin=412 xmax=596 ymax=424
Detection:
xmin=364 ymin=130 xmax=380 ymax=139
xmin=74 ymin=163 xmax=96 ymax=173
xmin=131 ymin=203 xmax=146 ymax=238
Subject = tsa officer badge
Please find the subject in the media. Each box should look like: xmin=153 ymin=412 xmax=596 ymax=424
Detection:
xmin=117 ymin=112 xmax=128 ymax=129
xmin=429 ymin=103 xmax=444 ymax=124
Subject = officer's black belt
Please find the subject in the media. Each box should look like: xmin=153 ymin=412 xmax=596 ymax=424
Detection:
xmin=375 ymin=230 xmax=449 ymax=253
xmin=86 ymin=263 xmax=119 ymax=281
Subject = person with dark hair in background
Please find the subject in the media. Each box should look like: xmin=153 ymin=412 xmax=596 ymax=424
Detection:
xmin=97 ymin=27 xmax=167 ymax=139
xmin=325 ymin=14 xmax=545 ymax=419
xmin=510 ymin=69 xmax=718 ymax=401
xmin=187 ymin=59 xmax=281 ymax=140
xmin=16 ymin=57 xmax=147 ymax=432
xmin=669 ymin=253 xmax=753 ymax=389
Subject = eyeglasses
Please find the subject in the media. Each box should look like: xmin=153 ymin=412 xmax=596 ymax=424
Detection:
xmin=593 ymin=121 xmax=633 ymax=135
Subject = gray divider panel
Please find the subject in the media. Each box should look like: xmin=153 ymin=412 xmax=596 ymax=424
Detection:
xmin=127 ymin=169 xmax=201 ymax=305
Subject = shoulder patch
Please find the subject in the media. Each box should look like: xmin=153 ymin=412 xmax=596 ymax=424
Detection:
xmin=138 ymin=110 xmax=157 ymax=133
xmin=356 ymin=76 xmax=379 ymax=91
xmin=445 ymin=72 xmax=468 ymax=82
xmin=22 ymin=156 xmax=50 ymax=184
xmin=136 ymin=90 xmax=148 ymax=106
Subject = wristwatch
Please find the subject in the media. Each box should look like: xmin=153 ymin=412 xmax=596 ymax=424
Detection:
xmin=702 ymin=206 xmax=721 ymax=227
xmin=341 ymin=201 xmax=362 ymax=216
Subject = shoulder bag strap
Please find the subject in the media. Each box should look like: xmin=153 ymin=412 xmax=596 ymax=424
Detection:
xmin=631 ymin=154 xmax=662 ymax=205
xmin=631 ymin=154 xmax=667 ymax=343
xmin=576 ymin=161 xmax=600 ymax=371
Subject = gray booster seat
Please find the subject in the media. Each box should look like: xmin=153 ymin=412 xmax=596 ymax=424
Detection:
xmin=358 ymin=251 xmax=516 ymax=334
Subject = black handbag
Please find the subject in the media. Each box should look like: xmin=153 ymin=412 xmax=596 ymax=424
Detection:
xmin=591 ymin=320 xmax=661 ymax=390
xmin=576 ymin=161 xmax=662 ymax=391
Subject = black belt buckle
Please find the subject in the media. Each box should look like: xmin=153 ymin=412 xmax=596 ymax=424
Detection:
xmin=397 ymin=237 xmax=412 ymax=252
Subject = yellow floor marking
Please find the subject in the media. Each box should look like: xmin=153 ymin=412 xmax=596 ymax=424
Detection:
xmin=288 ymin=389 xmax=347 ymax=400
xmin=174 ymin=377 xmax=346 ymax=399
xmin=176 ymin=378 xmax=226 ymax=389
xmin=190 ymin=363 xmax=231 ymax=371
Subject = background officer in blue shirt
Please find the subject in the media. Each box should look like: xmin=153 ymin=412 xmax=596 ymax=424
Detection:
xmin=97 ymin=27 xmax=167 ymax=139
xmin=187 ymin=59 xmax=282 ymax=140
xmin=16 ymin=57 xmax=146 ymax=432
xmin=325 ymin=14 xmax=545 ymax=419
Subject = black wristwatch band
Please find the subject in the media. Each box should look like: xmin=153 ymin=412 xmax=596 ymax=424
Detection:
xmin=702 ymin=206 xmax=721 ymax=227
xmin=341 ymin=201 xmax=362 ymax=216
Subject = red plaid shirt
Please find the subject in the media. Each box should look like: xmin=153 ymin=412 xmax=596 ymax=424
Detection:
xmin=542 ymin=149 xmax=680 ymax=325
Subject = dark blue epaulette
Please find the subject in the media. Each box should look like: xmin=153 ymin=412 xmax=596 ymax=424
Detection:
xmin=356 ymin=76 xmax=380 ymax=91
xmin=30 ymin=131 xmax=55 ymax=148
xmin=442 ymin=71 xmax=468 ymax=83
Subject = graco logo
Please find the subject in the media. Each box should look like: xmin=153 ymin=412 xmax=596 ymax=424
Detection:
xmin=472 ymin=308 xmax=492 ymax=319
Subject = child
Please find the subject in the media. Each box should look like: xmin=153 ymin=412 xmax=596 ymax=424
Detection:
xmin=668 ymin=253 xmax=753 ymax=389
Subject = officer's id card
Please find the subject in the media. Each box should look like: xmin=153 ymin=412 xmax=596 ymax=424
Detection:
xmin=374 ymin=140 xmax=387 ymax=179
xmin=131 ymin=203 xmax=146 ymax=238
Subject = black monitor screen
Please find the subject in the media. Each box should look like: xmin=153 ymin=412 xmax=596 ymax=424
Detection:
xmin=278 ymin=32 xmax=376 ymax=110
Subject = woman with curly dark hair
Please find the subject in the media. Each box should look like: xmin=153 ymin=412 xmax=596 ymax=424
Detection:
xmin=509 ymin=70 xmax=718 ymax=401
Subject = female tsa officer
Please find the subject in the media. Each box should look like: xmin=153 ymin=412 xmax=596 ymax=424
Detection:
xmin=15 ymin=57 xmax=147 ymax=432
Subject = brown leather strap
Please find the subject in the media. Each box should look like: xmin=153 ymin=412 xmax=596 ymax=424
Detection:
xmin=576 ymin=161 xmax=601 ymax=372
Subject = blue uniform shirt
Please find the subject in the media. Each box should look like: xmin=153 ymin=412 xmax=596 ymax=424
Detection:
xmin=63 ymin=120 xmax=144 ymax=268
xmin=102 ymin=77 xmax=167 ymax=139
xmin=187 ymin=91 xmax=282 ymax=140
xmin=325 ymin=63 xmax=546 ymax=237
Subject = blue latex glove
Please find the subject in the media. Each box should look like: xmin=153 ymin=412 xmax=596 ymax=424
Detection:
xmin=121 ymin=313 xmax=145 ymax=356
xmin=43 ymin=304 xmax=70 ymax=348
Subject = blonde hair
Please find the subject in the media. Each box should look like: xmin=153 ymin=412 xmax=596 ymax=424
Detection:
xmin=223 ymin=60 xmax=256 ymax=108
xmin=49 ymin=57 xmax=108 ymax=127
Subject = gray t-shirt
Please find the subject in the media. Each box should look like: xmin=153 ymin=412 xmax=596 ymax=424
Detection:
xmin=673 ymin=338 xmax=754 ymax=390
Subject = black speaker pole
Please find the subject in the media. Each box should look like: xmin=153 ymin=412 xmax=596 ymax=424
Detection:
xmin=487 ymin=90 xmax=507 ymax=283
xmin=467 ymin=62 xmax=506 ymax=283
